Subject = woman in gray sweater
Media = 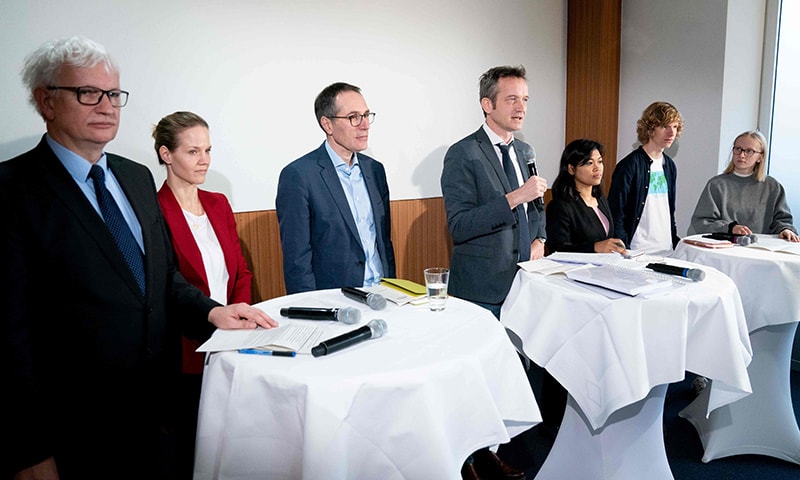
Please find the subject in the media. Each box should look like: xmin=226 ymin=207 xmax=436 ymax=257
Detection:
xmin=688 ymin=130 xmax=799 ymax=242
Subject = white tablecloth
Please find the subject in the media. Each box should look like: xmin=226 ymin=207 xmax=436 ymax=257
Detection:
xmin=501 ymin=261 xmax=752 ymax=431
xmin=673 ymin=234 xmax=800 ymax=332
xmin=194 ymin=289 xmax=541 ymax=480
xmin=672 ymin=235 xmax=800 ymax=464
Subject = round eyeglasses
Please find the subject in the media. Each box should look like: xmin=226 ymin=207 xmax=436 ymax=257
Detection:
xmin=732 ymin=146 xmax=762 ymax=157
xmin=47 ymin=86 xmax=129 ymax=107
xmin=328 ymin=112 xmax=376 ymax=127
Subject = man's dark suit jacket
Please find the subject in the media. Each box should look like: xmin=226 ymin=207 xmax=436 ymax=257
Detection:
xmin=0 ymin=137 xmax=218 ymax=477
xmin=276 ymin=142 xmax=395 ymax=294
xmin=545 ymin=193 xmax=616 ymax=253
xmin=441 ymin=127 xmax=545 ymax=305
xmin=158 ymin=183 xmax=253 ymax=374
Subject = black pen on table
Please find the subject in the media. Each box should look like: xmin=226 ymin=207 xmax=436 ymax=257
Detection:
xmin=238 ymin=348 xmax=296 ymax=357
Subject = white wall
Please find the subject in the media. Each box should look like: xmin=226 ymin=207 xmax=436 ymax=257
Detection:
xmin=618 ymin=0 xmax=766 ymax=236
xmin=0 ymin=0 xmax=566 ymax=212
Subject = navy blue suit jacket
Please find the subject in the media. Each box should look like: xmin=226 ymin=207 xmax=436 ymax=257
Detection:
xmin=276 ymin=142 xmax=395 ymax=294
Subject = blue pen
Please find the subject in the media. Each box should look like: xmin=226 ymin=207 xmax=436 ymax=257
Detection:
xmin=238 ymin=348 xmax=296 ymax=357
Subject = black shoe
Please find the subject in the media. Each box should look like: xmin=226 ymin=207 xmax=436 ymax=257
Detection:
xmin=472 ymin=448 xmax=525 ymax=480
xmin=461 ymin=460 xmax=480 ymax=480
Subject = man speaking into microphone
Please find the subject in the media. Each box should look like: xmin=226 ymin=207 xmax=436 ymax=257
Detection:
xmin=440 ymin=65 xmax=544 ymax=480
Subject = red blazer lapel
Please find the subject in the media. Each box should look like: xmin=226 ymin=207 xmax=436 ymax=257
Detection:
xmin=199 ymin=190 xmax=252 ymax=304
xmin=157 ymin=183 xmax=210 ymax=297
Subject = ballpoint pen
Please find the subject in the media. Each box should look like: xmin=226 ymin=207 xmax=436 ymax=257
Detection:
xmin=238 ymin=348 xmax=296 ymax=357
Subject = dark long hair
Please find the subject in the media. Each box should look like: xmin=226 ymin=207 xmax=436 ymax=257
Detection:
xmin=550 ymin=139 xmax=605 ymax=201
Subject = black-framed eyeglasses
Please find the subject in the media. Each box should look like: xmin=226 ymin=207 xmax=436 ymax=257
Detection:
xmin=328 ymin=112 xmax=376 ymax=127
xmin=732 ymin=146 xmax=763 ymax=157
xmin=47 ymin=86 xmax=129 ymax=107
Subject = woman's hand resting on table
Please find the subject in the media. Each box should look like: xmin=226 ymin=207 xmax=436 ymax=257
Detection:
xmin=594 ymin=238 xmax=627 ymax=254
xmin=779 ymin=229 xmax=800 ymax=242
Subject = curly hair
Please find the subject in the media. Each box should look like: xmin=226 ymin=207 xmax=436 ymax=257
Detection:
xmin=636 ymin=101 xmax=684 ymax=145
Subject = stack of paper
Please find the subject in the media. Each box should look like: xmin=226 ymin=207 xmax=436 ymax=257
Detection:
xmin=518 ymin=258 xmax=588 ymax=275
xmin=746 ymin=235 xmax=800 ymax=255
xmin=565 ymin=265 xmax=674 ymax=296
xmin=547 ymin=251 xmax=627 ymax=266
xmin=196 ymin=324 xmax=326 ymax=354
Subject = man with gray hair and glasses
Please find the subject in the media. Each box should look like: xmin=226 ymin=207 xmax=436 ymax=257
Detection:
xmin=1 ymin=36 xmax=277 ymax=479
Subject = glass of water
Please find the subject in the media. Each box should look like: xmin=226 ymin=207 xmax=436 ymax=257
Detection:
xmin=424 ymin=267 xmax=450 ymax=311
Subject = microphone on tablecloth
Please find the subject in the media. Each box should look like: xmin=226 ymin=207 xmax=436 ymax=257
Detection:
xmin=311 ymin=319 xmax=388 ymax=357
xmin=646 ymin=263 xmax=706 ymax=281
xmin=341 ymin=287 xmax=387 ymax=310
xmin=703 ymin=232 xmax=756 ymax=245
xmin=279 ymin=306 xmax=361 ymax=324
xmin=525 ymin=147 xmax=545 ymax=208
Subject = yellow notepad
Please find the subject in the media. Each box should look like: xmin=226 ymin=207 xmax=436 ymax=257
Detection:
xmin=381 ymin=278 xmax=427 ymax=296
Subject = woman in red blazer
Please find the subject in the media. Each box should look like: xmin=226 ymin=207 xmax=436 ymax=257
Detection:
xmin=153 ymin=111 xmax=254 ymax=475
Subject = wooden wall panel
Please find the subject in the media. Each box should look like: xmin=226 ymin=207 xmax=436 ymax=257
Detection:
xmin=233 ymin=197 xmax=452 ymax=303
xmin=233 ymin=210 xmax=286 ymax=303
xmin=389 ymin=197 xmax=452 ymax=286
xmin=566 ymin=0 xmax=622 ymax=194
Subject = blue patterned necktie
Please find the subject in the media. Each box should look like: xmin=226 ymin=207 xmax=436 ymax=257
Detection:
xmin=498 ymin=143 xmax=531 ymax=261
xmin=88 ymin=164 xmax=145 ymax=294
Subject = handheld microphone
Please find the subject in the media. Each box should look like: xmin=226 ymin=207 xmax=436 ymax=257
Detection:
xmin=525 ymin=148 xmax=545 ymax=208
xmin=311 ymin=318 xmax=387 ymax=357
xmin=279 ymin=306 xmax=361 ymax=325
xmin=646 ymin=263 xmax=706 ymax=281
xmin=341 ymin=287 xmax=387 ymax=310
xmin=704 ymin=232 xmax=757 ymax=245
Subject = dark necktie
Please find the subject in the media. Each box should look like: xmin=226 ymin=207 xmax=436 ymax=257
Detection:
xmin=498 ymin=143 xmax=531 ymax=261
xmin=88 ymin=164 xmax=146 ymax=294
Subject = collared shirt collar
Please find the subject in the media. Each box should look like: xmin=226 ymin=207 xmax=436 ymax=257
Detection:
xmin=482 ymin=123 xmax=515 ymax=147
xmin=325 ymin=140 xmax=359 ymax=170
xmin=45 ymin=133 xmax=108 ymax=182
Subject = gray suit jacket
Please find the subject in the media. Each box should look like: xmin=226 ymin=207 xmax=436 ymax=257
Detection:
xmin=276 ymin=142 xmax=395 ymax=294
xmin=441 ymin=127 xmax=545 ymax=304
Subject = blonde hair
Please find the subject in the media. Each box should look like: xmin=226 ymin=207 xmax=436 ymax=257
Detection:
xmin=723 ymin=130 xmax=767 ymax=182
xmin=152 ymin=111 xmax=209 ymax=165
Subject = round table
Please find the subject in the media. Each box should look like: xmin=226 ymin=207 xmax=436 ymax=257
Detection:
xmin=194 ymin=288 xmax=541 ymax=480
xmin=501 ymin=259 xmax=753 ymax=479
xmin=672 ymin=234 xmax=800 ymax=464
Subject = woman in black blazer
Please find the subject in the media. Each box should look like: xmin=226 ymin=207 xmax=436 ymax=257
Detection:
xmin=538 ymin=139 xmax=628 ymax=438
xmin=546 ymin=139 xmax=626 ymax=254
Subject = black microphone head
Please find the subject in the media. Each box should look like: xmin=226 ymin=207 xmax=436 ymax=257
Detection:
xmin=335 ymin=307 xmax=361 ymax=325
xmin=367 ymin=318 xmax=388 ymax=338
xmin=749 ymin=234 xmax=758 ymax=243
xmin=366 ymin=292 xmax=387 ymax=310
xmin=686 ymin=268 xmax=706 ymax=282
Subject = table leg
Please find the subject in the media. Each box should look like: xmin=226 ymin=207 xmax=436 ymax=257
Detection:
xmin=679 ymin=322 xmax=800 ymax=464
xmin=535 ymin=384 xmax=672 ymax=480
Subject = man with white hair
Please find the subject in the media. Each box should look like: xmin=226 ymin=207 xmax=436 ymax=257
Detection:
xmin=1 ymin=36 xmax=276 ymax=479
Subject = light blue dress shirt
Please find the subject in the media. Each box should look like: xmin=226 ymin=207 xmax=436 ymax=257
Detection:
xmin=325 ymin=141 xmax=383 ymax=286
xmin=46 ymin=134 xmax=145 ymax=251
